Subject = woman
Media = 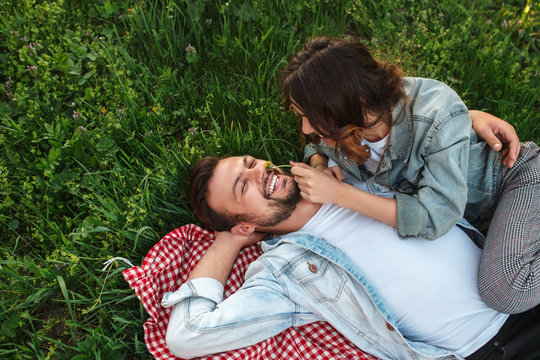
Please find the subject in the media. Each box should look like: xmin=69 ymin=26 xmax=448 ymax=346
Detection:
xmin=284 ymin=36 xmax=539 ymax=314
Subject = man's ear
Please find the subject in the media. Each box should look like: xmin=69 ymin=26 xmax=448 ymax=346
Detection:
xmin=230 ymin=223 xmax=256 ymax=236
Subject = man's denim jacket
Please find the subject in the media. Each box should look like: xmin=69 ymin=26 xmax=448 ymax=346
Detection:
xmin=163 ymin=232 xmax=463 ymax=360
xmin=304 ymin=77 xmax=504 ymax=241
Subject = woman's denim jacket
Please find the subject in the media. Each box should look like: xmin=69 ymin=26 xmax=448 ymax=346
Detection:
xmin=163 ymin=232 xmax=462 ymax=360
xmin=304 ymin=77 xmax=504 ymax=241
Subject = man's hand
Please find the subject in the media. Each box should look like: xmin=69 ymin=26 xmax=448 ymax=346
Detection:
xmin=470 ymin=110 xmax=520 ymax=168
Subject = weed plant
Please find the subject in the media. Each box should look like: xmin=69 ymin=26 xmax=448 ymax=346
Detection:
xmin=0 ymin=0 xmax=538 ymax=359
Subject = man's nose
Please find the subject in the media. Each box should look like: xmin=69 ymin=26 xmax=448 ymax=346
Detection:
xmin=248 ymin=162 xmax=265 ymax=184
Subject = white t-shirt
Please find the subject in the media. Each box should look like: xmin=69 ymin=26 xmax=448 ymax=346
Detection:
xmin=361 ymin=134 xmax=389 ymax=174
xmin=300 ymin=203 xmax=508 ymax=357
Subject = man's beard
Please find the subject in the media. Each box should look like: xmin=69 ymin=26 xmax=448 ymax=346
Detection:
xmin=244 ymin=176 xmax=301 ymax=227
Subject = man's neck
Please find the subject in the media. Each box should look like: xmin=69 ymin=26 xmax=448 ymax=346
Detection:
xmin=258 ymin=199 xmax=322 ymax=235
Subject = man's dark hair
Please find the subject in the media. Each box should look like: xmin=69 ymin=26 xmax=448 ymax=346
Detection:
xmin=189 ymin=156 xmax=238 ymax=231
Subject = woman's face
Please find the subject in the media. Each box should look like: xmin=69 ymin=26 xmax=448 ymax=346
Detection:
xmin=291 ymin=102 xmax=337 ymax=147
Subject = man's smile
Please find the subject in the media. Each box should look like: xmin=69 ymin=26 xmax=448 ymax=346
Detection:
xmin=263 ymin=168 xmax=291 ymax=198
xmin=268 ymin=173 xmax=281 ymax=196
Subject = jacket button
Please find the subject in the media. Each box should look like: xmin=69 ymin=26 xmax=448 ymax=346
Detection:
xmin=307 ymin=262 xmax=317 ymax=273
xmin=386 ymin=322 xmax=394 ymax=331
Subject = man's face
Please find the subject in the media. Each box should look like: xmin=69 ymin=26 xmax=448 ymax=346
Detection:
xmin=207 ymin=156 xmax=301 ymax=227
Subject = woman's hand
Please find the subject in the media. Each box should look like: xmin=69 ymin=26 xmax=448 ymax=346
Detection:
xmin=309 ymin=153 xmax=329 ymax=169
xmin=291 ymin=161 xmax=345 ymax=204
xmin=292 ymin=161 xmax=398 ymax=227
xmin=469 ymin=110 xmax=520 ymax=168
xmin=308 ymin=153 xmax=345 ymax=181
xmin=322 ymin=166 xmax=346 ymax=182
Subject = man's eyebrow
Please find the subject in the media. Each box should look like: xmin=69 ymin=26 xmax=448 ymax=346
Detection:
xmin=232 ymin=156 xmax=249 ymax=199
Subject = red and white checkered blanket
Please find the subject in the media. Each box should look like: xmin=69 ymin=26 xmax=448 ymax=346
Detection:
xmin=123 ymin=224 xmax=376 ymax=360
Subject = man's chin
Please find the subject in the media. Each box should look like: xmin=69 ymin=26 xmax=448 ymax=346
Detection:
xmin=255 ymin=183 xmax=301 ymax=228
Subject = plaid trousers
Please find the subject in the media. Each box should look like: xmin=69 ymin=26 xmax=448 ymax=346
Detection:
xmin=478 ymin=141 xmax=540 ymax=314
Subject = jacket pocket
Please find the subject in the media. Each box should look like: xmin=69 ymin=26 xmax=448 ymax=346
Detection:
xmin=287 ymin=254 xmax=347 ymax=303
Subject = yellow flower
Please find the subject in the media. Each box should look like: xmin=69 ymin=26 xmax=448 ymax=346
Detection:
xmin=264 ymin=161 xmax=274 ymax=171
xmin=128 ymin=8 xmax=132 ymax=12
xmin=152 ymin=106 xmax=158 ymax=113
xmin=100 ymin=107 xmax=107 ymax=114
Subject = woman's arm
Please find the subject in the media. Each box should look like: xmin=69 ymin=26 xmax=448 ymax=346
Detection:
xmin=291 ymin=162 xmax=397 ymax=227
xmin=292 ymin=108 xmax=472 ymax=239
xmin=391 ymin=108 xmax=472 ymax=239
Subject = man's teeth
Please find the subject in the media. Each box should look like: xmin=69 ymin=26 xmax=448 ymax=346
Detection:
xmin=269 ymin=175 xmax=278 ymax=195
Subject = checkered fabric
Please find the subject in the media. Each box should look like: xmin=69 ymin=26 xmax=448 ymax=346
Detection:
xmin=123 ymin=224 xmax=377 ymax=360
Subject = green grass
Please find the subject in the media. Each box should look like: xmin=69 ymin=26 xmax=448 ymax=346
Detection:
xmin=0 ymin=0 xmax=538 ymax=358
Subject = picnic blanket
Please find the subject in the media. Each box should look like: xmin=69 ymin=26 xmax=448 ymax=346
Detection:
xmin=123 ymin=224 xmax=376 ymax=360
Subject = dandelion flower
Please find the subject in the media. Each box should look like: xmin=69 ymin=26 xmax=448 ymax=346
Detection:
xmin=264 ymin=161 xmax=274 ymax=171
xmin=100 ymin=107 xmax=107 ymax=114
xmin=264 ymin=161 xmax=292 ymax=172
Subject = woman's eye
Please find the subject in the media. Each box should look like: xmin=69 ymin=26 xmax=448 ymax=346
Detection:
xmin=242 ymin=180 xmax=247 ymax=193
xmin=250 ymin=159 xmax=255 ymax=168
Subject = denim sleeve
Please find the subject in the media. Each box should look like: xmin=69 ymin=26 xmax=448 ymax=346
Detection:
xmin=303 ymin=143 xmax=319 ymax=163
xmin=162 ymin=275 xmax=317 ymax=358
xmin=396 ymin=108 xmax=471 ymax=240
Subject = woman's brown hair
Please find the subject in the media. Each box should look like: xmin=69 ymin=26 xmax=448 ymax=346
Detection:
xmin=282 ymin=36 xmax=405 ymax=163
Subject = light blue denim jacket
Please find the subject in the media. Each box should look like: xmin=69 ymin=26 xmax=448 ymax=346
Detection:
xmin=162 ymin=232 xmax=462 ymax=360
xmin=304 ymin=77 xmax=504 ymax=240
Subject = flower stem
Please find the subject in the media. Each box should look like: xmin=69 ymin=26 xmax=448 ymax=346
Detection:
xmin=264 ymin=161 xmax=292 ymax=172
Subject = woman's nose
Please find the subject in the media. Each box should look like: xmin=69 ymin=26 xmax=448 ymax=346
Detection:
xmin=302 ymin=117 xmax=315 ymax=135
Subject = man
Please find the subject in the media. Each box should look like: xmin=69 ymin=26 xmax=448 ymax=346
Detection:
xmin=162 ymin=155 xmax=539 ymax=359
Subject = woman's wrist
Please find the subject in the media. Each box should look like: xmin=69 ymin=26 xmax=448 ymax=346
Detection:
xmin=332 ymin=181 xmax=352 ymax=207
xmin=309 ymin=153 xmax=328 ymax=169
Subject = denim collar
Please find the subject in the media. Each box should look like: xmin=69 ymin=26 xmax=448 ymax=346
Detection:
xmin=379 ymin=78 xmax=416 ymax=172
